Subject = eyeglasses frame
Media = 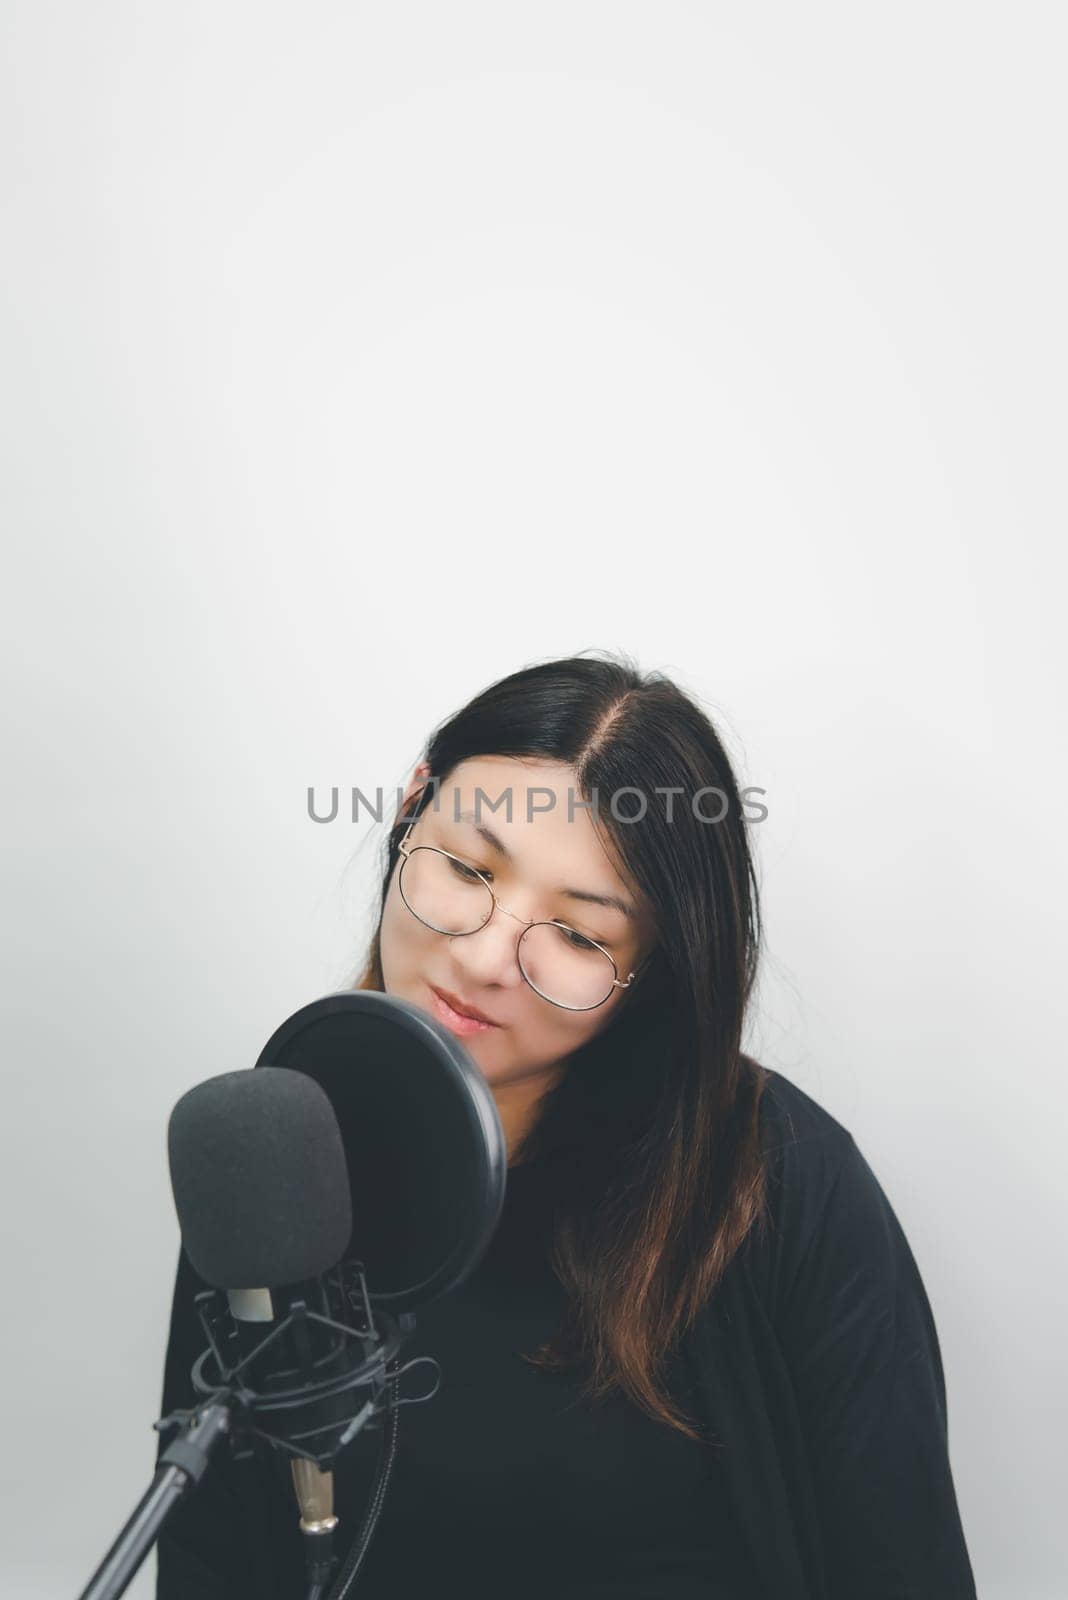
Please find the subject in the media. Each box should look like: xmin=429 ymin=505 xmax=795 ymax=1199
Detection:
xmin=394 ymin=816 xmax=638 ymax=1012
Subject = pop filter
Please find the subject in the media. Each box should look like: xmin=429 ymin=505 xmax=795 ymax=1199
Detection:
xmin=253 ymin=990 xmax=507 ymax=1312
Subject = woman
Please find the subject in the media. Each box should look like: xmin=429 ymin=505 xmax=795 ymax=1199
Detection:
xmin=157 ymin=651 xmax=977 ymax=1599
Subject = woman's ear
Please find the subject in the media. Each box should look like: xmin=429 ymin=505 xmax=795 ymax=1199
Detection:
xmin=395 ymin=759 xmax=433 ymax=827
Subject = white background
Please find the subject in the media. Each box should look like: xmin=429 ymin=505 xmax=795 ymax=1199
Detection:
xmin=3 ymin=4 xmax=1065 ymax=1596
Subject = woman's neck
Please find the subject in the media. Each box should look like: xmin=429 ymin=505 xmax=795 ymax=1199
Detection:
xmin=493 ymin=1064 xmax=564 ymax=1167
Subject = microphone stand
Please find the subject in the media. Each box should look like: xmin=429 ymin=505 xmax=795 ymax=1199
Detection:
xmin=75 ymin=1261 xmax=431 ymax=1600
xmin=77 ymin=1403 xmax=233 ymax=1600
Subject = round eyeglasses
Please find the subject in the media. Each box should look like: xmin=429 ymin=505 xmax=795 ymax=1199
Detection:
xmin=395 ymin=818 xmax=637 ymax=1012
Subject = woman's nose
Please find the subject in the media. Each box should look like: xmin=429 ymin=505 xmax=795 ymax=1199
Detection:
xmin=450 ymin=910 xmax=527 ymax=988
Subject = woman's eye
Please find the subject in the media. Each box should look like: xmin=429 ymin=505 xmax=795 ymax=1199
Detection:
xmin=557 ymin=924 xmax=598 ymax=951
xmin=448 ymin=858 xmax=488 ymax=884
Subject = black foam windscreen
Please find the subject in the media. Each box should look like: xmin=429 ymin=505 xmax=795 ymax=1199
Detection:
xmin=167 ymin=1067 xmax=353 ymax=1290
xmin=254 ymin=991 xmax=508 ymax=1312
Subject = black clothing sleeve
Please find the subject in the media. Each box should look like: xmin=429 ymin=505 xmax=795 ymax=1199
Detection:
xmin=774 ymin=1128 xmax=977 ymax=1599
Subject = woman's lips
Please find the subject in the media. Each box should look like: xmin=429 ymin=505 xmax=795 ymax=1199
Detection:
xmin=428 ymin=984 xmax=501 ymax=1036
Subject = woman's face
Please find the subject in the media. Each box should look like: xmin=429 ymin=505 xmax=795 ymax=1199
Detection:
xmin=379 ymin=756 xmax=656 ymax=1094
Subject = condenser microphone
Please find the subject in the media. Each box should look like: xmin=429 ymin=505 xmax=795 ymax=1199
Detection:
xmin=81 ymin=996 xmax=509 ymax=1600
xmin=167 ymin=1064 xmax=352 ymax=1291
xmin=158 ymin=993 xmax=508 ymax=1600
xmin=168 ymin=1063 xmax=352 ymax=1365
xmin=167 ymin=1067 xmax=362 ymax=1569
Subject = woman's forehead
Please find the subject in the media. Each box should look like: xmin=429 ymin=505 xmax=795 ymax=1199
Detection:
xmin=428 ymin=757 xmax=601 ymax=848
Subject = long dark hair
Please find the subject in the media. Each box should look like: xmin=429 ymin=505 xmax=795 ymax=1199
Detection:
xmin=353 ymin=650 xmax=769 ymax=1440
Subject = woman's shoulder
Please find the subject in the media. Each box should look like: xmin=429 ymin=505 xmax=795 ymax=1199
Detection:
xmin=739 ymin=1057 xmax=919 ymax=1325
xmin=746 ymin=1055 xmax=856 ymax=1183
xmin=739 ymin=1060 xmax=862 ymax=1281
xmin=748 ymin=1056 xmax=848 ymax=1142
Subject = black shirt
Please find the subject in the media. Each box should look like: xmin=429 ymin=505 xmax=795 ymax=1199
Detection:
xmin=327 ymin=1155 xmax=756 ymax=1598
xmin=155 ymin=1067 xmax=977 ymax=1599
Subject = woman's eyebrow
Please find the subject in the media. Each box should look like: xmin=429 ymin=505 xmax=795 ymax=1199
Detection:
xmin=455 ymin=810 xmax=636 ymax=919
